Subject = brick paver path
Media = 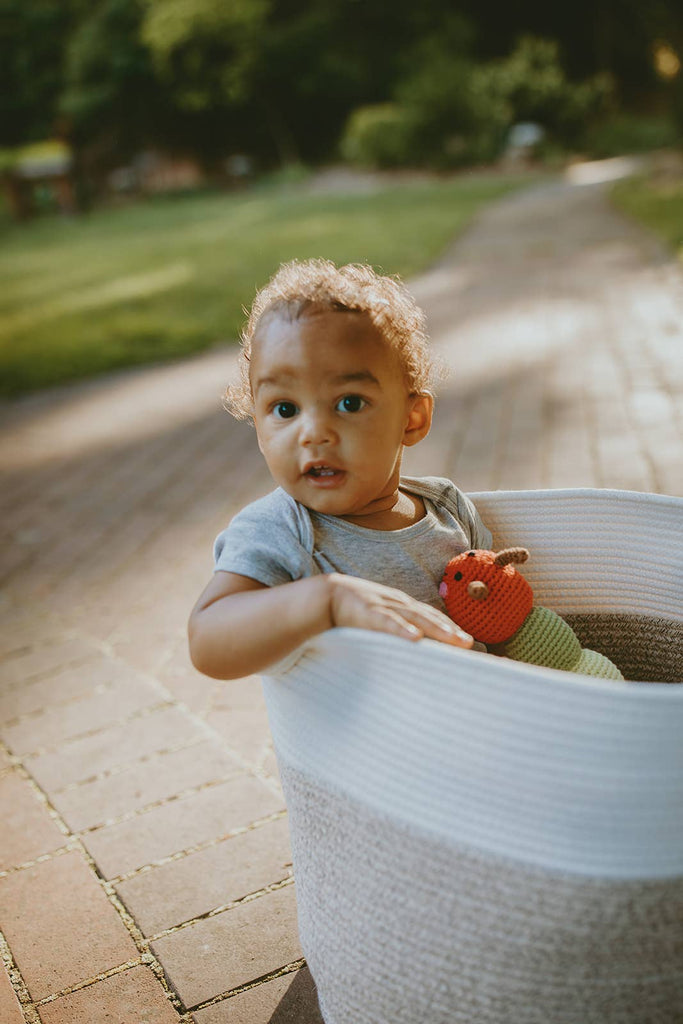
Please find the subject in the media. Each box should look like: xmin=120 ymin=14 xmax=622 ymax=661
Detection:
xmin=1 ymin=167 xmax=682 ymax=1023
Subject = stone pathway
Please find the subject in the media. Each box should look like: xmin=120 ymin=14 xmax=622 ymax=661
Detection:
xmin=1 ymin=165 xmax=682 ymax=1024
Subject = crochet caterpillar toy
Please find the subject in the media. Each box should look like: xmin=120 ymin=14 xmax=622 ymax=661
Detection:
xmin=439 ymin=547 xmax=624 ymax=680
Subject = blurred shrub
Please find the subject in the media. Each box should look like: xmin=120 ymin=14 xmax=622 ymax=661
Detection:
xmin=341 ymin=35 xmax=615 ymax=171
xmin=583 ymin=113 xmax=681 ymax=158
xmin=396 ymin=54 xmax=509 ymax=167
xmin=253 ymin=161 xmax=311 ymax=188
xmin=478 ymin=37 xmax=614 ymax=149
xmin=340 ymin=104 xmax=415 ymax=168
xmin=340 ymin=60 xmax=507 ymax=170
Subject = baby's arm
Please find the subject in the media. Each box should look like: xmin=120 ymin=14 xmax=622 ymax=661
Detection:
xmin=189 ymin=571 xmax=473 ymax=680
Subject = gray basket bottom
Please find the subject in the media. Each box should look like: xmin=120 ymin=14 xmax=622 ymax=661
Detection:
xmin=283 ymin=765 xmax=683 ymax=1024
xmin=563 ymin=614 xmax=683 ymax=682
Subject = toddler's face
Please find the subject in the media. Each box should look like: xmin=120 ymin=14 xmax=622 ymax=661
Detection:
xmin=250 ymin=308 xmax=430 ymax=523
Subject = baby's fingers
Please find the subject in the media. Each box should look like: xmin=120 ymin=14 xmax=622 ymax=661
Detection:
xmin=327 ymin=576 xmax=473 ymax=648
xmin=371 ymin=604 xmax=473 ymax=649
xmin=406 ymin=606 xmax=473 ymax=648
xmin=364 ymin=607 xmax=425 ymax=642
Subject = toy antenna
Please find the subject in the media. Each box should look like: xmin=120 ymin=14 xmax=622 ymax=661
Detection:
xmin=493 ymin=547 xmax=529 ymax=567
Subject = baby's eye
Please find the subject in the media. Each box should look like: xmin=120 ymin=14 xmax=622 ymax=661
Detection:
xmin=273 ymin=401 xmax=298 ymax=419
xmin=336 ymin=394 xmax=367 ymax=413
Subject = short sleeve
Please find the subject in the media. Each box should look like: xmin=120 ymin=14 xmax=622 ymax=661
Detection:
xmin=402 ymin=475 xmax=492 ymax=550
xmin=213 ymin=490 xmax=317 ymax=586
xmin=456 ymin=490 xmax=493 ymax=550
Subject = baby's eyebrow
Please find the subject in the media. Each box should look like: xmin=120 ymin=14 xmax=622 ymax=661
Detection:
xmin=252 ymin=371 xmax=295 ymax=390
xmin=331 ymin=371 xmax=381 ymax=387
xmin=254 ymin=370 xmax=381 ymax=390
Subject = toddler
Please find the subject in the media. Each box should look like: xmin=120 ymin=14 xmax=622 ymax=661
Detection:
xmin=189 ymin=259 xmax=491 ymax=679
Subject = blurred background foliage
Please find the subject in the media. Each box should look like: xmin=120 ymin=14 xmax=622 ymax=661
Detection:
xmin=1 ymin=0 xmax=682 ymax=184
xmin=1 ymin=0 xmax=682 ymax=395
xmin=0 ymin=175 xmax=528 ymax=394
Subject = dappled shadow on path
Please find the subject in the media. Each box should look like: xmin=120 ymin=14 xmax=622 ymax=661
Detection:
xmin=1 ymin=177 xmax=681 ymax=656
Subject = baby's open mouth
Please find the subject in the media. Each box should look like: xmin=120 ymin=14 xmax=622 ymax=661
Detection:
xmin=305 ymin=466 xmax=344 ymax=481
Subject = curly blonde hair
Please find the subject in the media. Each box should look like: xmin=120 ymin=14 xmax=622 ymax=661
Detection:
xmin=225 ymin=258 xmax=438 ymax=420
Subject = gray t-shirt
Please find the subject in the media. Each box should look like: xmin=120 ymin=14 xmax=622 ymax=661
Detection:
xmin=213 ymin=476 xmax=492 ymax=611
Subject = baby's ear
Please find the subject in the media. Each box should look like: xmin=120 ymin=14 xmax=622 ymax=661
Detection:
xmin=403 ymin=393 xmax=433 ymax=447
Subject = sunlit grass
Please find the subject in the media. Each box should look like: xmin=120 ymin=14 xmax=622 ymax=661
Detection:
xmin=0 ymin=174 xmax=530 ymax=395
xmin=611 ymin=173 xmax=683 ymax=260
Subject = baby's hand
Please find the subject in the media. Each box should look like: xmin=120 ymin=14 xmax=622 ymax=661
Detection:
xmin=327 ymin=574 xmax=473 ymax=648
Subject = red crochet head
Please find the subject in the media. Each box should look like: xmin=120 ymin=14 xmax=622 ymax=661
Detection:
xmin=439 ymin=548 xmax=533 ymax=645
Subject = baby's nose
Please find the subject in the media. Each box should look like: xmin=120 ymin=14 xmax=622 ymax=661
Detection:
xmin=300 ymin=409 xmax=335 ymax=444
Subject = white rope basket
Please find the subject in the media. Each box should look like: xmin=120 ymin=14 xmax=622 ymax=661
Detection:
xmin=264 ymin=489 xmax=683 ymax=1024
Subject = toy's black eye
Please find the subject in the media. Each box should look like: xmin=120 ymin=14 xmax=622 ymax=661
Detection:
xmin=454 ymin=571 xmax=463 ymax=581
xmin=466 ymin=551 xmax=476 ymax=557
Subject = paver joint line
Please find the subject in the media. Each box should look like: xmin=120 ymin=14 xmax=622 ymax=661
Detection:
xmin=109 ymin=808 xmax=289 ymax=884
xmin=11 ymin=763 xmax=73 ymax=837
xmin=2 ymin=798 xmax=287 ymax=882
xmin=0 ymin=842 xmax=79 ymax=880
xmin=1 ymin=690 xmax=292 ymax=1016
xmin=11 ymin=957 xmax=196 ymax=1023
xmin=147 ymin=874 xmax=295 ymax=944
xmin=0 ymin=754 xmax=190 ymax=1020
xmin=72 ymin=770 xmax=247 ymax=837
xmin=46 ymin=644 xmax=290 ymax=789
xmin=187 ymin=958 xmax=307 ymax=1015
xmin=0 ymin=930 xmax=42 ymax=1024
xmin=0 ymin=655 xmax=98 ymax=694
xmin=0 ymin=681 xmax=113 ymax=729
xmin=14 ymin=700 xmax=176 ymax=761
xmin=50 ymin=736 xmax=207 ymax=795
xmin=32 ymin=957 xmax=147 ymax=1008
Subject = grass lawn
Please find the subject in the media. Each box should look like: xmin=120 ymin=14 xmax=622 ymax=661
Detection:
xmin=611 ymin=173 xmax=683 ymax=260
xmin=0 ymin=172 xmax=530 ymax=396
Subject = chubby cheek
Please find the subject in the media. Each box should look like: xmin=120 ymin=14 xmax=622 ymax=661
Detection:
xmin=255 ymin=417 xmax=283 ymax=451
xmin=255 ymin=429 xmax=290 ymax=474
xmin=351 ymin=421 xmax=402 ymax=463
xmin=368 ymin=437 xmax=404 ymax=476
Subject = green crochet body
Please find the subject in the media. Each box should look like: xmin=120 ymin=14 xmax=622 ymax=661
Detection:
xmin=504 ymin=606 xmax=624 ymax=680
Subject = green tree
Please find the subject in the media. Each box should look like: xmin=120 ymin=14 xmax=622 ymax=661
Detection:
xmin=0 ymin=0 xmax=83 ymax=145
xmin=342 ymin=33 xmax=616 ymax=171
xmin=60 ymin=0 xmax=166 ymax=156
xmin=392 ymin=19 xmax=507 ymax=167
xmin=141 ymin=0 xmax=270 ymax=109
xmin=140 ymin=0 xmax=285 ymax=159
xmin=3 ymin=0 xmax=680 ymax=179
xmin=481 ymin=37 xmax=614 ymax=146
xmin=138 ymin=0 xmax=479 ymax=164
